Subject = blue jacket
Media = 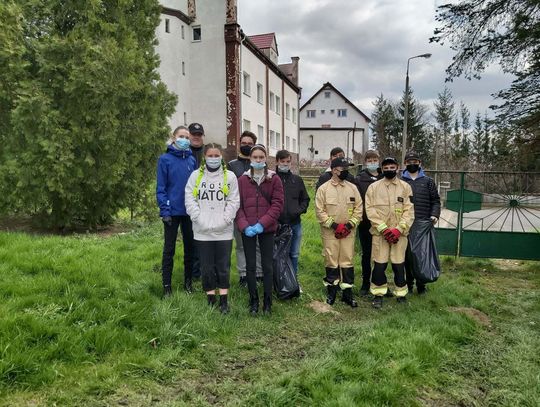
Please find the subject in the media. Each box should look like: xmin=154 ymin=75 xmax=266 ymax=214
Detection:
xmin=156 ymin=145 xmax=197 ymax=217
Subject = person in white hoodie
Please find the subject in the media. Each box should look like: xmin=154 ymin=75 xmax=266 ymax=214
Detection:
xmin=185 ymin=143 xmax=240 ymax=314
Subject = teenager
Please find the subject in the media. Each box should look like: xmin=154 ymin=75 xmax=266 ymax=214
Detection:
xmin=156 ymin=126 xmax=197 ymax=297
xmin=185 ymin=143 xmax=240 ymax=313
xmin=236 ymin=145 xmax=284 ymax=315
xmin=315 ymin=147 xmax=354 ymax=190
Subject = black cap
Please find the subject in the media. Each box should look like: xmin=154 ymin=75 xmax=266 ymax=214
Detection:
xmin=188 ymin=123 xmax=204 ymax=135
xmin=404 ymin=151 xmax=420 ymax=162
xmin=381 ymin=156 xmax=398 ymax=166
xmin=330 ymin=157 xmax=352 ymax=169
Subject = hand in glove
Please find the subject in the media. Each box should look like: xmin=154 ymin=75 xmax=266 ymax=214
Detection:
xmin=162 ymin=216 xmax=173 ymax=227
xmin=244 ymin=226 xmax=256 ymax=237
xmin=430 ymin=216 xmax=438 ymax=225
xmin=387 ymin=228 xmax=401 ymax=244
xmin=382 ymin=228 xmax=394 ymax=242
xmin=334 ymin=223 xmax=351 ymax=239
xmin=253 ymin=223 xmax=264 ymax=234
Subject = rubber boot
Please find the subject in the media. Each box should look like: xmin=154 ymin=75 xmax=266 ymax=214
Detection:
xmin=263 ymin=294 xmax=272 ymax=315
xmin=207 ymin=294 xmax=216 ymax=307
xmin=326 ymin=285 xmax=338 ymax=305
xmin=249 ymin=293 xmax=259 ymax=315
xmin=219 ymin=294 xmax=229 ymax=314
xmin=341 ymin=288 xmax=358 ymax=308
xmin=163 ymin=285 xmax=172 ymax=298
xmin=372 ymin=296 xmax=383 ymax=309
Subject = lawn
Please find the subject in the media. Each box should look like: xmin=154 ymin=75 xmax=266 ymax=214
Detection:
xmin=0 ymin=207 xmax=539 ymax=406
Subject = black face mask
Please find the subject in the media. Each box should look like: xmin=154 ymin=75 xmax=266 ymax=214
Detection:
xmin=240 ymin=145 xmax=252 ymax=156
xmin=383 ymin=170 xmax=397 ymax=179
xmin=338 ymin=170 xmax=349 ymax=180
xmin=406 ymin=164 xmax=420 ymax=173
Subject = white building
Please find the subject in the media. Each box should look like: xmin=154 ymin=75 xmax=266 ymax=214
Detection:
xmin=299 ymin=82 xmax=370 ymax=165
xmin=156 ymin=0 xmax=301 ymax=161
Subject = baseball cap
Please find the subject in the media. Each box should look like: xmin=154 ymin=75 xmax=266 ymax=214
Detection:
xmin=188 ymin=123 xmax=204 ymax=135
xmin=381 ymin=156 xmax=399 ymax=166
xmin=330 ymin=157 xmax=352 ymax=169
xmin=404 ymin=151 xmax=420 ymax=162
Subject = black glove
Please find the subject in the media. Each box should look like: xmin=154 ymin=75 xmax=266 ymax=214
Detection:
xmin=162 ymin=216 xmax=173 ymax=227
xmin=331 ymin=222 xmax=339 ymax=230
xmin=345 ymin=222 xmax=353 ymax=230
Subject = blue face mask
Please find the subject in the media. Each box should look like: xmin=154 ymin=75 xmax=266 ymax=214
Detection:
xmin=206 ymin=157 xmax=222 ymax=169
xmin=367 ymin=163 xmax=379 ymax=172
xmin=175 ymin=138 xmax=191 ymax=150
xmin=251 ymin=161 xmax=266 ymax=170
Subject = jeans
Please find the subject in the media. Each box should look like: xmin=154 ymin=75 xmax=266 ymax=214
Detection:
xmin=161 ymin=215 xmax=195 ymax=286
xmin=289 ymin=222 xmax=302 ymax=275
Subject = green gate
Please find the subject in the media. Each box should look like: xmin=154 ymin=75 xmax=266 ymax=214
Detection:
xmin=425 ymin=170 xmax=540 ymax=260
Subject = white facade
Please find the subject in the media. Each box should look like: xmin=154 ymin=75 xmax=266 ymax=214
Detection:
xmin=299 ymin=83 xmax=370 ymax=164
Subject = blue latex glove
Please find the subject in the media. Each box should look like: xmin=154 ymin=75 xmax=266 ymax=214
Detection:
xmin=244 ymin=226 xmax=256 ymax=237
xmin=253 ymin=223 xmax=264 ymax=234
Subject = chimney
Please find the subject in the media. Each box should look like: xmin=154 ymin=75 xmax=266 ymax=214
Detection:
xmin=188 ymin=0 xmax=196 ymax=20
xmin=291 ymin=56 xmax=300 ymax=86
xmin=226 ymin=0 xmax=237 ymax=24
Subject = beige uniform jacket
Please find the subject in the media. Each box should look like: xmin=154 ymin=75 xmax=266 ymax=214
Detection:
xmin=365 ymin=177 xmax=414 ymax=236
xmin=315 ymin=178 xmax=362 ymax=234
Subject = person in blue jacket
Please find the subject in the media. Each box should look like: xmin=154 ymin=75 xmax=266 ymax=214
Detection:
xmin=156 ymin=126 xmax=197 ymax=297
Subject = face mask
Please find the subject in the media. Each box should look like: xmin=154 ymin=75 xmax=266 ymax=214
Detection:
xmin=406 ymin=164 xmax=420 ymax=173
xmin=278 ymin=165 xmax=290 ymax=173
xmin=383 ymin=170 xmax=397 ymax=179
xmin=338 ymin=170 xmax=349 ymax=180
xmin=251 ymin=161 xmax=266 ymax=170
xmin=175 ymin=138 xmax=190 ymax=150
xmin=366 ymin=163 xmax=379 ymax=172
xmin=240 ymin=145 xmax=252 ymax=156
xmin=206 ymin=157 xmax=222 ymax=169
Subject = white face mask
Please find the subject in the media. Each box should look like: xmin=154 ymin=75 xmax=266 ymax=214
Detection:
xmin=206 ymin=157 xmax=222 ymax=169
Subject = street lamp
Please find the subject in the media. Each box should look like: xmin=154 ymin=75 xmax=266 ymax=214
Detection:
xmin=401 ymin=53 xmax=431 ymax=165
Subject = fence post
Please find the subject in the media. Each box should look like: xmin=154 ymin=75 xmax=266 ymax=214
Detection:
xmin=456 ymin=171 xmax=466 ymax=257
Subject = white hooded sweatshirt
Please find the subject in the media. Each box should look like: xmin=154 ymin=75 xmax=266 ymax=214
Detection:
xmin=185 ymin=166 xmax=240 ymax=241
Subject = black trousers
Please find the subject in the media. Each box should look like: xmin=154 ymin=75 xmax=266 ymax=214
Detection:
xmin=161 ymin=215 xmax=196 ymax=286
xmin=358 ymin=223 xmax=373 ymax=285
xmin=197 ymin=240 xmax=233 ymax=291
xmin=372 ymin=262 xmax=407 ymax=288
xmin=405 ymin=245 xmax=425 ymax=290
xmin=242 ymin=232 xmax=274 ymax=299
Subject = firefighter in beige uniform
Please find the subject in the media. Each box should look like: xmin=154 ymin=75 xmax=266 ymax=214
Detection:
xmin=365 ymin=156 xmax=414 ymax=308
xmin=315 ymin=157 xmax=362 ymax=308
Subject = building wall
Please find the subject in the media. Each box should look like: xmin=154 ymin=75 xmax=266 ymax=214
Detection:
xmin=299 ymin=128 xmax=365 ymax=164
xmin=160 ymin=0 xmax=188 ymax=13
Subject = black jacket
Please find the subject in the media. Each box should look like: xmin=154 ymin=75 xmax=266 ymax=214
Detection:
xmin=277 ymin=170 xmax=310 ymax=225
xmin=191 ymin=146 xmax=204 ymax=167
xmin=227 ymin=156 xmax=251 ymax=178
xmin=401 ymin=169 xmax=441 ymax=220
xmin=354 ymin=169 xmax=383 ymax=225
xmin=315 ymin=169 xmax=354 ymax=190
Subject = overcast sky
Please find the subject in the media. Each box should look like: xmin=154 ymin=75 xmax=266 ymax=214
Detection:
xmin=238 ymin=0 xmax=513 ymax=121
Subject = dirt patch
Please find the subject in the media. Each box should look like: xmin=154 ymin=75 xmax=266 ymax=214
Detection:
xmin=309 ymin=300 xmax=341 ymax=315
xmin=448 ymin=307 xmax=491 ymax=327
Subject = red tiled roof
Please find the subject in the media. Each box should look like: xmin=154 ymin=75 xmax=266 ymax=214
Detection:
xmin=248 ymin=33 xmax=276 ymax=50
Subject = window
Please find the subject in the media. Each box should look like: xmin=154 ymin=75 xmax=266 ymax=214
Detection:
xmin=292 ymin=108 xmax=297 ymax=123
xmin=275 ymin=96 xmax=281 ymax=115
xmin=276 ymin=132 xmax=281 ymax=149
xmin=321 ymin=109 xmax=325 ymax=114
xmin=243 ymin=72 xmax=251 ymax=96
xmin=257 ymin=83 xmax=263 ymax=104
xmin=257 ymin=125 xmax=264 ymax=141
xmin=165 ymin=19 xmax=170 ymax=33
xmin=192 ymin=26 xmax=201 ymax=41
xmin=285 ymin=136 xmax=290 ymax=150
xmin=243 ymin=119 xmax=251 ymax=132
xmin=286 ymin=103 xmax=290 ymax=120
xmin=291 ymin=138 xmax=296 ymax=152
xmin=330 ymin=109 xmax=335 ymax=114
xmin=269 ymin=130 xmax=275 ymax=149
xmin=338 ymin=109 xmax=347 ymax=117
xmin=269 ymin=92 xmax=275 ymax=111
xmin=307 ymin=110 xmax=316 ymax=118
xmin=324 ymin=91 xmax=331 ymax=98
xmin=181 ymin=25 xmax=185 ymax=39
xmin=182 ymin=61 xmax=185 ymax=75
xmin=183 ymin=112 xmax=187 ymax=125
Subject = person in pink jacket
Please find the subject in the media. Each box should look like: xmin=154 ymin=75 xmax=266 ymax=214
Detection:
xmin=236 ymin=145 xmax=284 ymax=315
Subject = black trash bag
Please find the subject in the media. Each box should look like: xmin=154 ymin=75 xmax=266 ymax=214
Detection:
xmin=273 ymin=224 xmax=300 ymax=299
xmin=408 ymin=219 xmax=441 ymax=283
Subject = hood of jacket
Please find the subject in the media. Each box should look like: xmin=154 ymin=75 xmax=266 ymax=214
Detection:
xmin=167 ymin=144 xmax=193 ymax=158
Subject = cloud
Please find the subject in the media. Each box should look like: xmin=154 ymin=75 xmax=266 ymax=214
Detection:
xmin=238 ymin=0 xmax=513 ymax=118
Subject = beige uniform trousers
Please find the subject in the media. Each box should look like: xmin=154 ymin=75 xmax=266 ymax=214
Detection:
xmin=321 ymin=228 xmax=356 ymax=269
xmin=371 ymin=234 xmax=408 ymax=264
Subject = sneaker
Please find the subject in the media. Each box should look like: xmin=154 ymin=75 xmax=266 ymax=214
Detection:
xmin=163 ymin=285 xmax=172 ymax=298
xmin=396 ymin=296 xmax=408 ymax=304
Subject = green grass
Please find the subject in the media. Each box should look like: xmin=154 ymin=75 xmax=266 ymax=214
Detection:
xmin=0 ymin=208 xmax=539 ymax=406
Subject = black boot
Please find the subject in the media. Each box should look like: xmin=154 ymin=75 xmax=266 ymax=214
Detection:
xmin=341 ymin=288 xmax=358 ymax=308
xmin=359 ymin=281 xmax=370 ymax=296
xmin=219 ymin=295 xmax=229 ymax=314
xmin=326 ymin=284 xmax=338 ymax=305
xmin=207 ymin=294 xmax=216 ymax=307
xmin=397 ymin=296 xmax=408 ymax=304
xmin=163 ymin=285 xmax=172 ymax=298
xmin=372 ymin=296 xmax=383 ymax=309
xmin=263 ymin=294 xmax=272 ymax=315
xmin=184 ymin=278 xmax=193 ymax=294
xmin=249 ymin=293 xmax=259 ymax=315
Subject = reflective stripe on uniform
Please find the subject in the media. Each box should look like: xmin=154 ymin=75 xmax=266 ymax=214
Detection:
xmin=370 ymin=283 xmax=387 ymax=296
xmin=394 ymin=285 xmax=408 ymax=297
xmin=324 ymin=217 xmax=335 ymax=228
xmin=323 ymin=278 xmax=340 ymax=287
xmin=339 ymin=282 xmax=354 ymax=290
xmin=376 ymin=222 xmax=388 ymax=232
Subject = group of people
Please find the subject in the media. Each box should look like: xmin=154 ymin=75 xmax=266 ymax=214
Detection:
xmin=156 ymin=124 xmax=440 ymax=315
xmin=156 ymin=125 xmax=309 ymax=315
